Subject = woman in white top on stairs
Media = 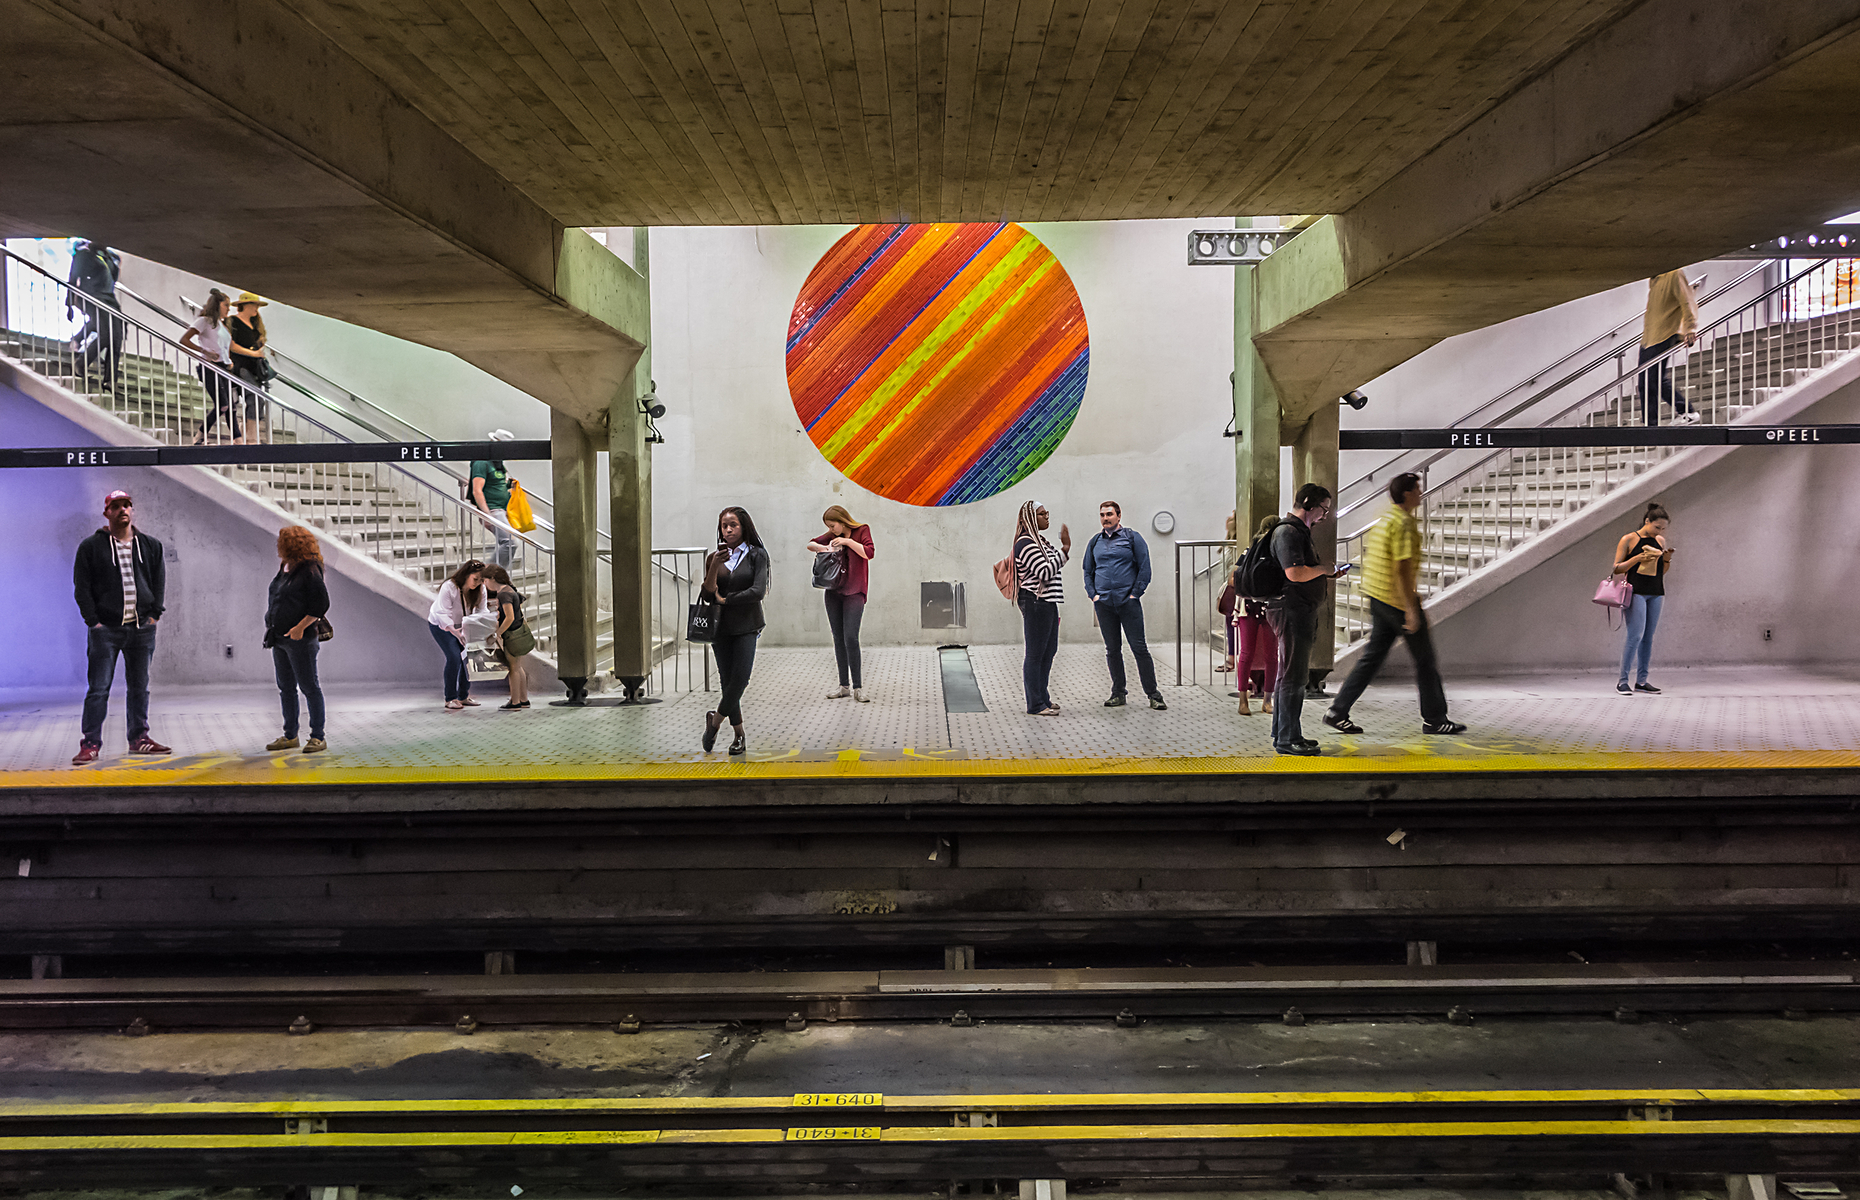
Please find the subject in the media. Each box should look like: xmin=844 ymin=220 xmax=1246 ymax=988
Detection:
xmin=179 ymin=288 xmax=242 ymax=444
xmin=428 ymin=559 xmax=493 ymax=709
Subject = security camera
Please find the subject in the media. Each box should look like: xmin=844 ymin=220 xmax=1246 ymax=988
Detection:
xmin=1341 ymin=390 xmax=1369 ymax=411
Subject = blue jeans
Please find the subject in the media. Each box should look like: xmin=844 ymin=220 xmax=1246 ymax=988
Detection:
xmin=82 ymin=621 xmax=155 ymax=745
xmin=272 ymin=635 xmax=325 ymax=740
xmin=430 ymin=622 xmax=470 ymax=701
xmin=1094 ymin=597 xmax=1158 ymax=698
xmin=1019 ymin=591 xmax=1060 ymax=712
xmin=1619 ymin=594 xmax=1664 ymax=687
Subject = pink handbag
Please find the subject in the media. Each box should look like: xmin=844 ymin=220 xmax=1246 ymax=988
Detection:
xmin=1594 ymin=576 xmax=1632 ymax=629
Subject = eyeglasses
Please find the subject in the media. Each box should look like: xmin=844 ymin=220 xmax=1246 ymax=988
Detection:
xmin=462 ymin=560 xmax=485 ymax=572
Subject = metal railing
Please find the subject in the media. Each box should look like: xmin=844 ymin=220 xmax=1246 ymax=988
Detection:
xmin=1332 ymin=266 xmax=1769 ymax=527
xmin=1332 ymin=257 xmax=1860 ymax=646
xmin=2 ymin=244 xmax=702 ymax=693
xmin=649 ymin=548 xmax=713 ymax=694
xmin=1172 ymin=540 xmax=1237 ymax=686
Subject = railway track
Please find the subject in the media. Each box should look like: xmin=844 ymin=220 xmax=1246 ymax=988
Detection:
xmin=2 ymin=1088 xmax=1856 ymax=1186
xmin=2 ymin=962 xmax=1854 ymax=1032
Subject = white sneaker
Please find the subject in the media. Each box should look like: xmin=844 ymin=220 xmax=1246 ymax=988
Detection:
xmin=854 ymin=688 xmax=870 ymax=703
xmin=1674 ymin=411 xmax=1702 ymax=425
xmin=827 ymin=686 xmax=851 ymax=699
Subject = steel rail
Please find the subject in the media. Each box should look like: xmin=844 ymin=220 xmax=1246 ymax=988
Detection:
xmin=1 ymin=963 xmax=1853 ymax=1033
xmin=1 ymin=1109 xmax=1854 ymax=1187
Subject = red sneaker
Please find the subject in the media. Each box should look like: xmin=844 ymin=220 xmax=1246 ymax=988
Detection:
xmin=72 ymin=742 xmax=101 ymax=766
xmin=127 ymin=737 xmax=171 ymax=755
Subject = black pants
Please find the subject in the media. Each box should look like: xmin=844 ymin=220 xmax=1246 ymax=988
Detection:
xmin=711 ymin=631 xmax=758 ymax=726
xmin=272 ymin=635 xmax=325 ymax=741
xmin=1637 ymin=334 xmax=1690 ymax=425
xmin=825 ymin=591 xmax=866 ymax=688
xmin=75 ymin=296 xmax=125 ymax=386
xmin=1019 ymin=591 xmax=1060 ymax=712
xmin=82 ymin=621 xmax=155 ymax=746
xmin=1094 ymin=597 xmax=1158 ymax=698
xmin=198 ymin=363 xmax=242 ymax=438
xmin=1266 ymin=605 xmax=1316 ymax=748
xmin=1329 ymin=597 xmax=1449 ymax=726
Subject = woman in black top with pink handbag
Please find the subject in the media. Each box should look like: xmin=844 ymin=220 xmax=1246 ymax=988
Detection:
xmin=1610 ymin=502 xmax=1673 ymax=696
xmin=701 ymin=507 xmax=770 ymax=756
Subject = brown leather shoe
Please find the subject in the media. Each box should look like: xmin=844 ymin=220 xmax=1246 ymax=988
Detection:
xmin=127 ymin=736 xmax=171 ymax=755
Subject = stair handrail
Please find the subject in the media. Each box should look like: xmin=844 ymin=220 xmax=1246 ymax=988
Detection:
xmin=1407 ymin=259 xmax=1826 ymax=516
xmin=1334 ymin=264 xmax=1767 ymax=528
xmin=1 ymin=245 xmax=552 ymax=563
xmin=120 ymin=279 xmax=606 ymax=553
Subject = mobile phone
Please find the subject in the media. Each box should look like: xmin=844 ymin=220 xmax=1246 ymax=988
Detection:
xmin=1336 ymin=562 xmax=1354 ymax=573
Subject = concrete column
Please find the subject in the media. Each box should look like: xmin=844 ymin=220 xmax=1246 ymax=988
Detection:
xmin=607 ymin=228 xmax=653 ymax=701
xmin=549 ymin=409 xmax=600 ymax=704
xmin=1233 ymin=254 xmax=1281 ymax=539
xmin=1292 ymin=401 xmax=1340 ymax=689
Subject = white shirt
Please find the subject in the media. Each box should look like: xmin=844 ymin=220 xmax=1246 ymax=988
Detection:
xmin=189 ymin=314 xmax=229 ymax=363
xmin=427 ymin=579 xmax=491 ymax=632
xmin=113 ymin=534 xmax=137 ymax=624
xmin=724 ymin=543 xmax=749 ymax=572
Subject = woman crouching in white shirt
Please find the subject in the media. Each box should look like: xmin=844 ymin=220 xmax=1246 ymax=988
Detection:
xmin=428 ymin=559 xmax=493 ymax=710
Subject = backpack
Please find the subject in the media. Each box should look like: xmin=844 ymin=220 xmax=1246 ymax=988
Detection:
xmin=1234 ymin=518 xmax=1292 ymax=599
xmin=993 ymin=555 xmax=1016 ymax=601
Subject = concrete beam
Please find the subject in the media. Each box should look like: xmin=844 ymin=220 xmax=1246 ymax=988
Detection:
xmin=1254 ymin=0 xmax=1860 ymax=426
xmin=1 ymin=0 xmax=647 ymax=428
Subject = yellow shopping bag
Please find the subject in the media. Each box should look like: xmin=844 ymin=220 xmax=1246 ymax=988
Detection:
xmin=506 ymin=479 xmax=537 ymax=533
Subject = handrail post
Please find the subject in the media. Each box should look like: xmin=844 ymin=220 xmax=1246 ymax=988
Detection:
xmin=1173 ymin=543 xmax=1182 ymax=686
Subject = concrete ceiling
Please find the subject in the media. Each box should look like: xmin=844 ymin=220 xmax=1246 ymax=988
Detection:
xmin=283 ymin=0 xmax=1643 ymax=227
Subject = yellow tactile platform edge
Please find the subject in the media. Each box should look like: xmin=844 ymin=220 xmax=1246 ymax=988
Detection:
xmin=8 ymin=749 xmax=1860 ymax=789
xmin=5 ymin=1119 xmax=1859 ymax=1153
xmin=5 ymin=1087 xmax=1855 ymax=1119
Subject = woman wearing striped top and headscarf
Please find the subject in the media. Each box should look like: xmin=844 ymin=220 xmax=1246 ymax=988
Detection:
xmin=1013 ymin=499 xmax=1071 ymax=715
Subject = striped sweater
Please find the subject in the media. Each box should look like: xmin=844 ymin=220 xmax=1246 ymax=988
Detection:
xmin=1013 ymin=534 xmax=1067 ymax=603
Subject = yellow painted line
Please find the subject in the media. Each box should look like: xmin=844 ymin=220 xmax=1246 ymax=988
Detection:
xmin=5 ymin=1119 xmax=1858 ymax=1152
xmin=4 ymin=1088 xmax=1855 ymax=1121
xmin=11 ymin=749 xmax=1860 ymax=789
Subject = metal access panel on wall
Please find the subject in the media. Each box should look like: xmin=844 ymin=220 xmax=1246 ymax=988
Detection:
xmin=920 ymin=582 xmax=966 ymax=629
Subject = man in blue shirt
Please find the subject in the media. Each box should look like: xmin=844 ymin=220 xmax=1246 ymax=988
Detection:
xmin=1083 ymin=501 xmax=1165 ymax=710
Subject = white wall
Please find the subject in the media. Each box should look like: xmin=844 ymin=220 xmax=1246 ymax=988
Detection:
xmin=647 ymin=219 xmax=1237 ymax=647
xmin=3 ymin=383 xmax=437 ymax=687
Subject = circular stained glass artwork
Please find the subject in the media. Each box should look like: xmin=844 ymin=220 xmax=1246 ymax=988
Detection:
xmin=786 ymin=222 xmax=1090 ymax=507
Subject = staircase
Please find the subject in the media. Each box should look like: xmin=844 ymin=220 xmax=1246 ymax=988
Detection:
xmin=1333 ymin=260 xmax=1860 ymax=653
xmin=0 ymin=245 xmax=701 ymax=687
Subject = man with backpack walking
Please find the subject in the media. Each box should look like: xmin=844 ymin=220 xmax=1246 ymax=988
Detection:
xmin=1322 ymin=473 xmax=1466 ymax=738
xmin=1235 ymin=483 xmax=1349 ymax=757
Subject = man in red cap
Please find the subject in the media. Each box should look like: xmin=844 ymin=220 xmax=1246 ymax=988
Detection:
xmin=71 ymin=491 xmax=170 ymax=764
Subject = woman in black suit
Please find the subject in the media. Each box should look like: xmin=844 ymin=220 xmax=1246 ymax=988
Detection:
xmin=702 ymin=506 xmax=770 ymax=756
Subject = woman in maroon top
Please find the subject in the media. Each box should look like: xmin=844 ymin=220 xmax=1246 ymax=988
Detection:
xmin=807 ymin=504 xmax=876 ymax=701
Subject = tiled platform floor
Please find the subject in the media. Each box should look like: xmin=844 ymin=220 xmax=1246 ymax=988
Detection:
xmin=3 ymin=646 xmax=1859 ymax=785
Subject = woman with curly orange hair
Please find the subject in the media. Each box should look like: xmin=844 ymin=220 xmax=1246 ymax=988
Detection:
xmin=264 ymin=526 xmax=330 ymax=752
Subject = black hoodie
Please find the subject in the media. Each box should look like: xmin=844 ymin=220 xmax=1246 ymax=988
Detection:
xmin=74 ymin=528 xmax=165 ymax=627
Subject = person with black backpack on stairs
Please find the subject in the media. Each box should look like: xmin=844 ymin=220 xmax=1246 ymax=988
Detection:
xmin=1234 ymin=483 xmax=1350 ymax=757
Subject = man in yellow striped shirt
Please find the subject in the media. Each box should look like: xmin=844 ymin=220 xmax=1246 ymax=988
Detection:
xmin=1322 ymin=473 xmax=1465 ymax=737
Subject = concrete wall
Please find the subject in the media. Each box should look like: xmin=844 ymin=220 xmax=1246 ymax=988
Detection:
xmin=1417 ymin=374 xmax=1860 ymax=674
xmin=3 ymin=382 xmax=437 ymax=688
xmin=648 ymin=219 xmax=1237 ymax=648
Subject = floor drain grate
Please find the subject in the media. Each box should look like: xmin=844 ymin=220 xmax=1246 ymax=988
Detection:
xmin=938 ymin=646 xmax=988 ymax=713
